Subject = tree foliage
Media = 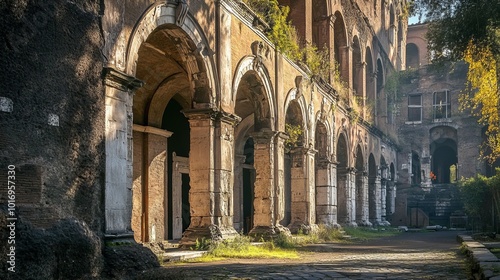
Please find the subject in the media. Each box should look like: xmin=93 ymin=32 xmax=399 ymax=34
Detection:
xmin=411 ymin=0 xmax=500 ymax=162
xmin=459 ymin=169 xmax=500 ymax=230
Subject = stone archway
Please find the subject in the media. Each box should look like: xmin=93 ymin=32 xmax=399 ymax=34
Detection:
xmin=333 ymin=11 xmax=349 ymax=84
xmin=284 ymin=96 xmax=306 ymax=229
xmin=352 ymin=36 xmax=363 ymax=104
xmin=233 ymin=64 xmax=279 ymax=239
xmin=355 ymin=144 xmax=369 ymax=226
xmin=430 ymin=126 xmax=458 ymax=184
xmin=365 ymin=47 xmax=375 ymax=122
xmin=336 ymin=133 xmax=350 ymax=225
xmin=315 ymin=120 xmax=334 ymax=225
xmin=103 ymin=2 xmax=240 ymax=245
xmin=130 ymin=24 xmax=200 ymax=243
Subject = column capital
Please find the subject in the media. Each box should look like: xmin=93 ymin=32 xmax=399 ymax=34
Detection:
xmin=346 ymin=167 xmax=357 ymax=174
xmin=102 ymin=66 xmax=143 ymax=92
xmin=250 ymin=129 xmax=277 ymax=144
xmin=182 ymin=108 xmax=241 ymax=126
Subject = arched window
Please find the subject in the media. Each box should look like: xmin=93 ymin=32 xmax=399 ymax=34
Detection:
xmin=406 ymin=43 xmax=420 ymax=69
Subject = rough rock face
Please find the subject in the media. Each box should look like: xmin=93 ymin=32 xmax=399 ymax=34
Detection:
xmin=0 ymin=209 xmax=102 ymax=279
xmin=102 ymin=244 xmax=160 ymax=280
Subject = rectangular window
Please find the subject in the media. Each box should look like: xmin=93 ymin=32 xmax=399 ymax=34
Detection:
xmin=408 ymin=94 xmax=422 ymax=122
xmin=433 ymin=90 xmax=451 ymax=120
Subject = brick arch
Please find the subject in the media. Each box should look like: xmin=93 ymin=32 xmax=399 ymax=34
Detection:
xmin=333 ymin=10 xmax=349 ymax=84
xmin=125 ymin=3 xmax=216 ymax=110
xmin=232 ymin=56 xmax=276 ymax=131
xmin=284 ymin=88 xmax=309 ymax=143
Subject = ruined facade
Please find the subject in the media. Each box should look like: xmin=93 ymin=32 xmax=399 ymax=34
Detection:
xmin=390 ymin=23 xmax=489 ymax=227
xmin=0 ymin=0 xmax=447 ymax=277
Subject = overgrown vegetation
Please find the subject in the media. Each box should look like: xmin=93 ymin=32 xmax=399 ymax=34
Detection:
xmin=242 ymin=0 xmax=332 ymax=81
xmin=458 ymin=168 xmax=500 ymax=231
xmin=284 ymin=123 xmax=303 ymax=151
xmin=183 ymin=225 xmax=400 ymax=263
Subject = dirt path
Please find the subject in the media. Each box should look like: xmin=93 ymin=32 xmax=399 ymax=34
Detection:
xmin=144 ymin=230 xmax=470 ymax=279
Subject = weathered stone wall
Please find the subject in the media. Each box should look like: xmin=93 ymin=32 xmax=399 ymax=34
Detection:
xmin=0 ymin=0 xmax=106 ymax=277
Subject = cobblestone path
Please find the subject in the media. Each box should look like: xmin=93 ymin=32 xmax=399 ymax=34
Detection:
xmin=160 ymin=231 xmax=469 ymax=280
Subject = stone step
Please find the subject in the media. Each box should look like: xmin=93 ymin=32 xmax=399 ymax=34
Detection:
xmin=162 ymin=240 xmax=181 ymax=249
xmin=162 ymin=249 xmax=207 ymax=262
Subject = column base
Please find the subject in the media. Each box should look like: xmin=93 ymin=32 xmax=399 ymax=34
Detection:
xmin=248 ymin=224 xmax=291 ymax=241
xmin=180 ymin=224 xmax=238 ymax=248
xmin=379 ymin=221 xmax=391 ymax=226
xmin=287 ymin=222 xmax=318 ymax=235
xmin=356 ymin=220 xmax=373 ymax=227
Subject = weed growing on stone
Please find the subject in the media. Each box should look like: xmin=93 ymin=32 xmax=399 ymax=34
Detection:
xmin=188 ymin=234 xmax=299 ymax=262
xmin=343 ymin=226 xmax=400 ymax=241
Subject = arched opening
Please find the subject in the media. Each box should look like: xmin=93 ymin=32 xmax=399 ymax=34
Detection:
xmin=365 ymin=47 xmax=375 ymax=121
xmin=406 ymin=43 xmax=420 ymax=69
xmin=312 ymin=0 xmax=330 ymax=50
xmin=376 ymin=59 xmax=385 ymax=125
xmin=430 ymin=126 xmax=458 ymax=184
xmin=431 ymin=141 xmax=458 ymax=184
xmin=336 ymin=133 xmax=349 ymax=224
xmin=233 ymin=69 xmax=274 ymax=235
xmin=333 ymin=11 xmax=349 ymax=84
xmin=355 ymin=145 xmax=365 ymax=225
xmin=131 ymin=24 xmax=203 ymax=243
xmin=376 ymin=59 xmax=384 ymax=96
xmin=368 ymin=153 xmax=378 ymax=224
xmin=284 ymin=100 xmax=305 ymax=227
xmin=352 ymin=36 xmax=363 ymax=105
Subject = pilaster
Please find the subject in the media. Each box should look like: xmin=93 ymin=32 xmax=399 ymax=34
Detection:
xmin=103 ymin=66 xmax=142 ymax=239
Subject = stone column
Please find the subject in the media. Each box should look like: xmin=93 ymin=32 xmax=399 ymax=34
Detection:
xmin=249 ymin=130 xmax=277 ymax=239
xmin=181 ymin=109 xmax=239 ymax=244
xmin=381 ymin=178 xmax=388 ymax=225
xmin=362 ymin=172 xmax=371 ymax=226
xmin=337 ymin=167 xmax=349 ymax=225
xmin=386 ymin=180 xmax=396 ymax=219
xmin=288 ymin=147 xmax=316 ymax=233
xmin=369 ymin=173 xmax=382 ymax=225
xmin=274 ymin=132 xmax=289 ymax=231
xmin=356 ymin=170 xmax=371 ymax=226
xmin=316 ymin=159 xmax=336 ymax=225
xmin=347 ymin=167 xmax=357 ymax=226
xmin=103 ymin=66 xmax=142 ymax=240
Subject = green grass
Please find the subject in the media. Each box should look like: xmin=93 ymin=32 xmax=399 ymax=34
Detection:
xmin=178 ymin=226 xmax=400 ymax=264
xmin=343 ymin=226 xmax=401 ymax=241
xmin=490 ymin=248 xmax=500 ymax=258
xmin=185 ymin=234 xmax=299 ymax=263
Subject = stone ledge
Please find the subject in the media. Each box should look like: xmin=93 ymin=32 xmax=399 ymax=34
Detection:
xmin=460 ymin=234 xmax=500 ymax=279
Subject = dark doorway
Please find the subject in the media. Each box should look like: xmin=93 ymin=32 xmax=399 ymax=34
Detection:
xmin=431 ymin=139 xmax=457 ymax=184
xmin=242 ymin=137 xmax=255 ymax=234
xmin=181 ymin=173 xmax=190 ymax=232
xmin=162 ymin=98 xmax=190 ymax=239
